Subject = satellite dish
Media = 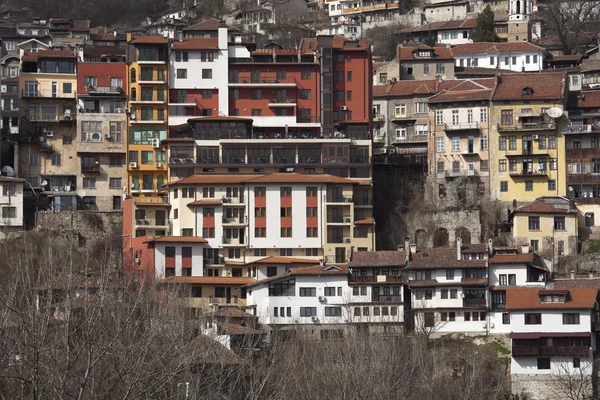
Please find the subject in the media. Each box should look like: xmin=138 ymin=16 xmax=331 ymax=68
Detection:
xmin=75 ymin=189 xmax=87 ymax=197
xmin=41 ymin=180 xmax=48 ymax=186
xmin=546 ymin=107 xmax=563 ymax=118
xmin=130 ymin=113 xmax=136 ymax=120
xmin=1 ymin=166 xmax=15 ymax=177
xmin=130 ymin=182 xmax=135 ymax=188
xmin=568 ymin=186 xmax=574 ymax=192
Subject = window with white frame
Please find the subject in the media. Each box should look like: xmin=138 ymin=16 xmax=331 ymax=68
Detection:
xmin=395 ymin=128 xmax=407 ymax=139
xmin=415 ymin=125 xmax=428 ymax=136
xmin=452 ymin=137 xmax=460 ymax=152
xmin=480 ymin=135 xmax=488 ymax=150
xmin=395 ymin=104 xmax=406 ymax=116
xmin=435 ymin=110 xmax=443 ymax=125
xmin=480 ymin=108 xmax=488 ymax=123
xmin=467 ymin=109 xmax=473 ymax=123
xmin=436 ymin=137 xmax=445 ymax=152
xmin=415 ymin=102 xmax=428 ymax=114
xmin=82 ymin=121 xmax=103 ymax=142
xmin=452 ymin=110 xmax=459 ymax=125
xmin=4 ymin=41 xmax=16 ymax=51
xmin=109 ymin=121 xmax=122 ymax=142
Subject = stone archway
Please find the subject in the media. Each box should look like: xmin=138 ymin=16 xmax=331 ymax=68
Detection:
xmin=455 ymin=227 xmax=472 ymax=245
xmin=433 ymin=228 xmax=449 ymax=248
xmin=415 ymin=229 xmax=427 ymax=250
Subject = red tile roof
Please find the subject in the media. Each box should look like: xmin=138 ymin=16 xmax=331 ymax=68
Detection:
xmin=130 ymin=35 xmax=168 ymax=44
xmin=513 ymin=196 xmax=577 ymax=214
xmin=216 ymin=322 xmax=263 ymax=335
xmin=187 ymin=116 xmax=252 ymax=122
xmin=171 ymin=38 xmax=219 ymax=50
xmin=144 ymin=236 xmax=208 ymax=244
xmin=246 ymin=264 xmax=348 ymax=287
xmin=429 ymin=88 xmax=493 ymax=104
xmin=253 ymin=256 xmax=319 ymax=264
xmin=165 ymin=174 xmax=263 ymax=186
xmin=505 ymin=287 xmax=599 ymax=310
xmin=398 ymin=44 xmax=453 ymax=61
xmin=552 ymin=279 xmax=600 ymax=289
xmin=183 ymin=18 xmax=239 ymax=31
xmin=242 ymin=173 xmax=356 ymax=184
xmin=401 ymin=18 xmax=476 ymax=33
xmin=349 ymin=250 xmax=406 ymax=267
xmin=407 ymin=248 xmax=487 ymax=269
xmin=187 ymin=199 xmax=223 ymax=206
xmin=187 ymin=335 xmax=243 ymax=365
xmin=354 ymin=217 xmax=374 ymax=225
xmin=83 ymin=45 xmax=125 ymax=58
xmin=211 ymin=307 xmax=255 ymax=318
xmin=299 ymin=36 xmax=370 ymax=53
xmin=453 ymin=42 xmax=547 ymax=55
xmin=160 ymin=276 xmax=255 ymax=285
xmin=373 ymin=80 xmax=438 ymax=98
xmin=489 ymin=253 xmax=534 ymax=264
xmin=572 ymin=91 xmax=600 ymax=108
xmin=135 ymin=202 xmax=171 ymax=208
xmin=492 ymin=72 xmax=567 ymax=101
xmin=22 ymin=50 xmax=77 ymax=61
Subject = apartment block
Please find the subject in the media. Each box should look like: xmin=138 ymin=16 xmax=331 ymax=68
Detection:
xmin=491 ymin=72 xmax=569 ymax=203
xmin=125 ymin=35 xmax=169 ymax=198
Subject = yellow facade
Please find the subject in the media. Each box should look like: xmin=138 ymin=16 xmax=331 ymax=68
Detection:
xmin=126 ymin=36 xmax=169 ymax=198
xmin=490 ymin=101 xmax=567 ymax=203
xmin=512 ymin=211 xmax=577 ymax=257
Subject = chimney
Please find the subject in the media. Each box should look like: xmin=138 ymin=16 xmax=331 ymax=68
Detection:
xmin=488 ymin=238 xmax=493 ymax=256
xmin=218 ymin=20 xmax=228 ymax=50
xmin=113 ymin=30 xmax=117 ymax=38
xmin=319 ymin=259 xmax=324 ymax=268
xmin=590 ymin=271 xmax=594 ymax=279
xmin=521 ymin=244 xmax=530 ymax=254
xmin=410 ymin=244 xmax=417 ymax=259
xmin=456 ymin=237 xmax=463 ymax=261
xmin=404 ymin=236 xmax=410 ymax=254
xmin=178 ymin=31 xmax=183 ymax=42
xmin=512 ymin=199 xmax=518 ymax=211
xmin=570 ymin=270 xmax=575 ymax=279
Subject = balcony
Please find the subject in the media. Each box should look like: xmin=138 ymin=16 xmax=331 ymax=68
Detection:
xmin=268 ymin=98 xmax=297 ymax=107
xmin=222 ymin=237 xmax=245 ymax=246
xmin=353 ymin=197 xmax=373 ymax=206
xmin=228 ymin=77 xmax=297 ymax=87
xmin=350 ymin=156 xmax=372 ymax=164
xmin=492 ymin=303 xmax=506 ymax=311
xmin=372 ymin=294 xmax=402 ymax=302
xmin=373 ymin=114 xmax=385 ymax=121
xmin=566 ymin=148 xmax=600 ymax=159
xmin=326 ymin=196 xmax=353 ymax=203
xmin=463 ymin=298 xmax=487 ymax=308
xmin=28 ymin=113 xmax=74 ymax=122
xmin=221 ymin=196 xmax=245 ymax=205
xmin=328 ymin=236 xmax=351 ymax=244
xmin=391 ymin=113 xmax=413 ymax=121
xmin=512 ymin=346 xmax=589 ymax=357
xmin=444 ymin=169 xmax=479 ymax=178
xmin=349 ymin=275 xmax=403 ymax=284
xmin=22 ymin=89 xmax=76 ymax=99
xmin=222 ymin=216 xmax=246 ymax=225
xmin=505 ymin=148 xmax=550 ymax=157
xmin=509 ymin=169 xmax=548 ymax=177
xmin=135 ymin=218 xmax=167 ymax=227
xmin=81 ymin=163 xmax=101 ymax=173
xmin=498 ymin=122 xmax=556 ymax=132
xmin=134 ymin=196 xmax=169 ymax=205
xmin=563 ymin=125 xmax=593 ymax=134
xmin=444 ymin=122 xmax=480 ymax=131
xmin=327 ymin=215 xmax=352 ymax=224
xmin=86 ymin=86 xmax=123 ymax=96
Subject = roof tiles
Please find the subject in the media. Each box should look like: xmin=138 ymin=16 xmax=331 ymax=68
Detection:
xmin=505 ymin=287 xmax=599 ymax=310
xmin=349 ymin=250 xmax=406 ymax=267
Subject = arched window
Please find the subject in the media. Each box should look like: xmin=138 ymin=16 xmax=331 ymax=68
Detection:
xmin=131 ymin=88 xmax=136 ymax=101
xmin=130 ymin=68 xmax=136 ymax=83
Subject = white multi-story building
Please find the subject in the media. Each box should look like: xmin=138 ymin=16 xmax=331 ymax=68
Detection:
xmin=507 ymin=287 xmax=599 ymax=399
xmin=0 ymin=176 xmax=25 ymax=238
xmin=452 ymin=42 xmax=547 ymax=72
xmin=246 ymin=264 xmax=350 ymax=334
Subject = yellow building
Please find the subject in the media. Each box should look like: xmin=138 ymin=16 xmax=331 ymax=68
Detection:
xmin=490 ymin=72 xmax=568 ymax=203
xmin=511 ymin=196 xmax=578 ymax=258
xmin=126 ymin=35 xmax=168 ymax=198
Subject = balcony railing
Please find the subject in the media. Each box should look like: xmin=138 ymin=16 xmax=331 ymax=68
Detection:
xmin=509 ymin=169 xmax=548 ymax=177
xmin=81 ymin=164 xmax=101 ymax=173
xmin=222 ymin=237 xmax=244 ymax=245
xmin=353 ymin=197 xmax=373 ymax=206
xmin=228 ymin=77 xmax=297 ymax=85
xmin=512 ymin=346 xmax=589 ymax=357
xmin=372 ymin=294 xmax=402 ymax=302
xmin=135 ymin=218 xmax=167 ymax=226
xmin=498 ymin=122 xmax=555 ymax=131
xmin=328 ymin=236 xmax=351 ymax=244
xmin=444 ymin=122 xmax=480 ymax=131
xmin=445 ymin=169 xmax=479 ymax=178
xmin=492 ymin=303 xmax=506 ymax=310
xmin=563 ymin=125 xmax=593 ymax=134
xmin=349 ymin=275 xmax=403 ymax=284
xmin=268 ymin=98 xmax=296 ymax=104
xmin=462 ymin=298 xmax=487 ymax=308
xmin=22 ymin=89 xmax=76 ymax=98
xmin=87 ymin=86 xmax=123 ymax=95
xmin=327 ymin=196 xmax=353 ymax=203
xmin=222 ymin=216 xmax=245 ymax=224
xmin=327 ymin=215 xmax=352 ymax=223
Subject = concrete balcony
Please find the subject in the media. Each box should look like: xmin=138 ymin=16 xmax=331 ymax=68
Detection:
xmin=498 ymin=122 xmax=556 ymax=132
xmin=77 ymin=140 xmax=125 ymax=153
xmin=22 ymin=89 xmax=76 ymax=99
xmin=222 ymin=216 xmax=246 ymax=225
xmin=509 ymin=169 xmax=548 ymax=177
xmin=222 ymin=237 xmax=245 ymax=246
xmin=444 ymin=122 xmax=479 ymax=131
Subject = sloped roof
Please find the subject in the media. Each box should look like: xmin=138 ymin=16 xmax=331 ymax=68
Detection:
xmin=453 ymin=42 xmax=547 ymax=55
xmin=492 ymin=72 xmax=566 ymax=101
xmin=401 ymin=18 xmax=476 ymax=33
xmin=160 ymin=276 xmax=255 ymax=285
xmin=505 ymin=287 xmax=598 ymax=310
xmin=398 ymin=44 xmax=454 ymax=61
xmin=489 ymin=253 xmax=534 ymax=264
xmin=242 ymin=173 xmax=355 ymax=184
xmin=171 ymin=38 xmax=219 ymax=50
xmin=354 ymin=217 xmax=374 ymax=225
xmin=246 ymin=264 xmax=348 ymax=287
xmin=349 ymin=250 xmax=406 ymax=267
xmin=513 ymin=196 xmax=577 ymax=214
xmin=184 ymin=18 xmax=239 ymax=31
xmin=144 ymin=236 xmax=208 ymax=244
xmin=253 ymin=256 xmax=319 ymax=265
xmin=165 ymin=174 xmax=263 ymax=186
xmin=571 ymin=90 xmax=600 ymax=108
xmin=299 ymin=36 xmax=370 ymax=53
xmin=429 ymin=88 xmax=493 ymax=103
xmin=22 ymin=49 xmax=77 ymax=61
xmin=83 ymin=45 xmax=125 ymax=58
xmin=373 ymin=79 xmax=438 ymax=98
xmin=407 ymin=248 xmax=487 ymax=269
xmin=216 ymin=322 xmax=263 ymax=335
xmin=211 ymin=307 xmax=256 ymax=319
xmin=130 ymin=35 xmax=168 ymax=44
xmin=552 ymin=279 xmax=600 ymax=289
xmin=188 ymin=335 xmax=243 ymax=365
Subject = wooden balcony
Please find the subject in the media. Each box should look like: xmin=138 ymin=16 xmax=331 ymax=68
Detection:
xmin=512 ymin=346 xmax=589 ymax=357
xmin=348 ymin=275 xmax=404 ymax=284
xmin=567 ymin=174 xmax=600 ymax=184
xmin=462 ymin=298 xmax=487 ymax=308
xmin=372 ymin=294 xmax=402 ymax=302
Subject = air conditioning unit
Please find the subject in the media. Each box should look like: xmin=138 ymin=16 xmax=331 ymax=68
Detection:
xmin=318 ymin=296 xmax=326 ymax=302
xmin=152 ymin=138 xmax=161 ymax=148
xmin=344 ymin=217 xmax=351 ymax=223
xmin=45 ymin=131 xmax=54 ymax=137
xmin=129 ymin=161 xmax=138 ymax=168
xmin=340 ymin=105 xmax=348 ymax=111
xmin=91 ymin=132 xmax=102 ymax=141
xmin=125 ymin=108 xmax=131 ymax=114
xmin=344 ymin=238 xmax=351 ymax=243
xmin=155 ymin=162 xmax=162 ymax=168
xmin=311 ymin=316 xmax=318 ymax=322
xmin=532 ymin=135 xmax=539 ymax=140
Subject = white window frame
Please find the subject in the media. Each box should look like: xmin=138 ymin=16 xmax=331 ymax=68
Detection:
xmin=436 ymin=137 xmax=445 ymax=153
xmin=82 ymin=121 xmax=103 ymax=142
xmin=452 ymin=137 xmax=460 ymax=152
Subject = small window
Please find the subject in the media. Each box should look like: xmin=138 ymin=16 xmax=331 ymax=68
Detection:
xmin=537 ymin=358 xmax=551 ymax=370
xmin=573 ymin=357 xmax=581 ymax=369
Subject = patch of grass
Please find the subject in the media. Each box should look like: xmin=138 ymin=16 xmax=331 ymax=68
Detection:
xmin=487 ymin=341 xmax=511 ymax=355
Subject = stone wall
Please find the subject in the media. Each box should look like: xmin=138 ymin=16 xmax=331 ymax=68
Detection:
xmin=511 ymin=374 xmax=589 ymax=400
xmin=36 ymin=210 xmax=122 ymax=240
xmin=403 ymin=209 xmax=482 ymax=248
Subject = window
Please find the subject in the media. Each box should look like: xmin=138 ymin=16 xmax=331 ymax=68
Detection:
xmin=324 ymin=287 xmax=336 ymax=296
xmin=325 ymin=307 xmax=342 ymax=317
xmin=266 ymin=266 xmax=277 ymax=277
xmin=301 ymin=70 xmax=311 ymax=80
xmin=202 ymin=69 xmax=212 ymax=79
xmin=441 ymin=289 xmax=448 ymax=299
xmin=415 ymin=102 xmax=428 ymax=114
xmin=563 ymin=313 xmax=580 ymax=325
xmin=109 ymin=178 xmax=122 ymax=189
xmin=300 ymin=307 xmax=317 ymax=317
xmin=530 ymin=239 xmax=539 ymax=251
xmin=2 ymin=185 xmax=15 ymax=196
xmin=436 ymin=63 xmax=445 ymax=74
xmin=300 ymin=287 xmax=316 ymax=297
xmin=450 ymin=289 xmax=457 ymax=299
xmin=528 ymin=216 xmax=540 ymax=231
xmin=509 ymin=136 xmax=517 ymax=151
xmin=176 ymin=69 xmax=187 ymax=79
xmin=452 ymin=110 xmax=459 ymax=125
xmin=51 ymin=154 xmax=61 ymax=166
xmin=525 ymin=313 xmax=542 ymax=324
xmin=525 ymin=180 xmax=533 ymax=191
xmin=501 ymin=110 xmax=513 ymax=125
xmin=446 ymin=269 xmax=454 ymax=280
xmin=537 ymin=358 xmax=550 ymax=370
xmin=424 ymin=63 xmax=430 ymax=75
xmin=83 ymin=177 xmax=96 ymax=189
xmin=452 ymin=137 xmax=460 ymax=152
xmin=499 ymin=136 xmax=506 ymax=151
xmin=554 ymin=216 xmax=566 ymax=231
xmin=435 ymin=110 xmax=443 ymax=125
xmin=548 ymin=180 xmax=556 ymax=191
xmin=2 ymin=207 xmax=15 ymax=218
xmin=436 ymin=137 xmax=445 ymax=153
xmin=549 ymin=136 xmax=556 ymax=149
xmin=354 ymin=307 xmax=361 ymax=317
xmin=573 ymin=358 xmax=581 ymax=368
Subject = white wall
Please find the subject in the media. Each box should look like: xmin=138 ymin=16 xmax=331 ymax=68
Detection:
xmin=247 ymin=274 xmax=350 ymax=325
xmin=0 ymin=181 xmax=23 ymax=228
xmin=247 ymin=183 xmax=323 ymax=249
xmin=511 ymin=310 xmax=592 ymax=333
xmin=437 ymin=29 xmax=472 ymax=45
xmin=153 ymin=242 xmax=204 ymax=279
xmin=489 ymin=311 xmax=512 ymax=334
xmin=489 ymin=264 xmax=545 ymax=287
xmin=454 ymin=51 xmax=544 ymax=72
xmin=512 ymin=354 xmax=593 ymax=376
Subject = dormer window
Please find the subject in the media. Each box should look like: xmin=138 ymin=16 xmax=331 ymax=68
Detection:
xmin=522 ymin=87 xmax=534 ymax=96
xmin=538 ymin=289 xmax=568 ymax=303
